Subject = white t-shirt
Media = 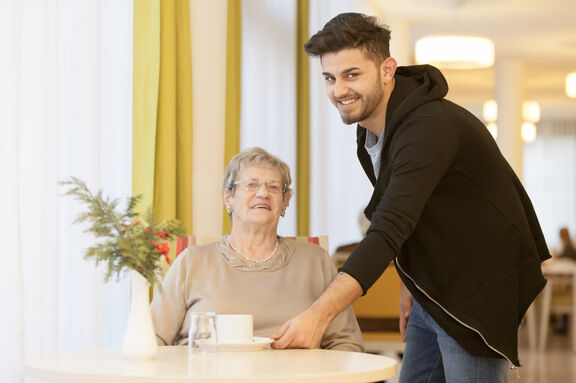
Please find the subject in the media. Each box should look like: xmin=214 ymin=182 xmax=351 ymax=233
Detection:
xmin=365 ymin=129 xmax=384 ymax=179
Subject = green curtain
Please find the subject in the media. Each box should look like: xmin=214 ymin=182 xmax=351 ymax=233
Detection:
xmin=132 ymin=0 xmax=160 ymax=212
xmin=133 ymin=0 xmax=193 ymax=236
xmin=296 ymin=0 xmax=310 ymax=235
xmin=223 ymin=0 xmax=242 ymax=235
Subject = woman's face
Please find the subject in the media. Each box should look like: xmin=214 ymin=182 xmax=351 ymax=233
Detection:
xmin=223 ymin=165 xmax=290 ymax=230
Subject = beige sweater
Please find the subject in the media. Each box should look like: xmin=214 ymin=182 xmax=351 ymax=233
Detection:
xmin=150 ymin=236 xmax=365 ymax=352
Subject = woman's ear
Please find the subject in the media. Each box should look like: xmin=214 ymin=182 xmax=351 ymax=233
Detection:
xmin=282 ymin=191 xmax=292 ymax=210
xmin=222 ymin=188 xmax=231 ymax=205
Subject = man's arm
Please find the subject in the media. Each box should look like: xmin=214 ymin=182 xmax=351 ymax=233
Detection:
xmin=271 ymin=272 xmax=363 ymax=349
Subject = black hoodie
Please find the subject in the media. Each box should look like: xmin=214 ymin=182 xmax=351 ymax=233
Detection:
xmin=340 ymin=65 xmax=550 ymax=366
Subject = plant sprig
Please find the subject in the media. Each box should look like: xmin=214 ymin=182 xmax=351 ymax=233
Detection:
xmin=61 ymin=177 xmax=184 ymax=287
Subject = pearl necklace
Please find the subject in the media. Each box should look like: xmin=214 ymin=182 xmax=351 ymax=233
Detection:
xmin=227 ymin=235 xmax=279 ymax=263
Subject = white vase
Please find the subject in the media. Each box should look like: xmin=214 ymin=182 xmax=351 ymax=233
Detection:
xmin=122 ymin=269 xmax=158 ymax=360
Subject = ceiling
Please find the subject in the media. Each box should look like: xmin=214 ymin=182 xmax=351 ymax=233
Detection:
xmin=368 ymin=0 xmax=576 ymax=118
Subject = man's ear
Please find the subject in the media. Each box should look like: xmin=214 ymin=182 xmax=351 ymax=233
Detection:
xmin=380 ymin=57 xmax=397 ymax=83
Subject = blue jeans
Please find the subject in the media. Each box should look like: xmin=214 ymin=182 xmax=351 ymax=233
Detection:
xmin=399 ymin=300 xmax=509 ymax=383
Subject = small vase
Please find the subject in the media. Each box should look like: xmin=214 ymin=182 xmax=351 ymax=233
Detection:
xmin=122 ymin=269 xmax=158 ymax=360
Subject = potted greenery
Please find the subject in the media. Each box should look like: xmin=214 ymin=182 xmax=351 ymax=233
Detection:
xmin=61 ymin=177 xmax=184 ymax=360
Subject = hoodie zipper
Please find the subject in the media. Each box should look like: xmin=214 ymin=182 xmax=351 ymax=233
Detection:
xmin=394 ymin=258 xmax=519 ymax=375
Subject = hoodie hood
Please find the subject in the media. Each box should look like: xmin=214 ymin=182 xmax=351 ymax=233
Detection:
xmin=385 ymin=65 xmax=448 ymax=133
xmin=356 ymin=64 xmax=449 ymax=184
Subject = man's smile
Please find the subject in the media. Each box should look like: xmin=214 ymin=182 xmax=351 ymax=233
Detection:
xmin=337 ymin=96 xmax=361 ymax=107
xmin=339 ymin=97 xmax=359 ymax=105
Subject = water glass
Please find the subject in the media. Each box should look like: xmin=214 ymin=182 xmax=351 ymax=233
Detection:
xmin=188 ymin=312 xmax=217 ymax=353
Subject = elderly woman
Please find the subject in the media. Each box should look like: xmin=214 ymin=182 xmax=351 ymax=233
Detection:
xmin=151 ymin=147 xmax=365 ymax=351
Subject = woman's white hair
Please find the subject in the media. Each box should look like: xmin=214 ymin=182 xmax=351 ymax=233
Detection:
xmin=222 ymin=147 xmax=293 ymax=198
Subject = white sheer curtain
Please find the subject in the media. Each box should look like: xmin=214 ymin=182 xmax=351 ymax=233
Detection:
xmin=0 ymin=1 xmax=132 ymax=382
xmin=241 ymin=0 xmax=378 ymax=244
xmin=241 ymin=0 xmax=297 ymax=236
xmin=309 ymin=0 xmax=375 ymax=253
xmin=523 ymin=120 xmax=576 ymax=251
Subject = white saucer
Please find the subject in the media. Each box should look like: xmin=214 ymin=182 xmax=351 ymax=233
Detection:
xmin=198 ymin=337 xmax=273 ymax=352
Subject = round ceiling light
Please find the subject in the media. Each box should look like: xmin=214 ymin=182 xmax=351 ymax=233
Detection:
xmin=415 ymin=35 xmax=495 ymax=69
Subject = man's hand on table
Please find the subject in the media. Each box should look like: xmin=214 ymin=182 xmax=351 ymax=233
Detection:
xmin=270 ymin=306 xmax=329 ymax=349
xmin=270 ymin=272 xmax=363 ymax=349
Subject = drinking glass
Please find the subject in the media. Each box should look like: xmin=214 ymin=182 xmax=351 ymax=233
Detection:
xmin=188 ymin=312 xmax=217 ymax=353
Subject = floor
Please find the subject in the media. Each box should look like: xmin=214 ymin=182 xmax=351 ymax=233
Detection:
xmin=379 ymin=321 xmax=576 ymax=383
xmin=513 ymin=322 xmax=576 ymax=383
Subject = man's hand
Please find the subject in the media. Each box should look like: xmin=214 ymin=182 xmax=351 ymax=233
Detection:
xmin=399 ymin=281 xmax=413 ymax=340
xmin=270 ymin=272 xmax=363 ymax=349
xmin=270 ymin=306 xmax=329 ymax=349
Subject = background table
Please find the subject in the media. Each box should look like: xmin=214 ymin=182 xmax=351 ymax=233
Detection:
xmin=23 ymin=346 xmax=397 ymax=383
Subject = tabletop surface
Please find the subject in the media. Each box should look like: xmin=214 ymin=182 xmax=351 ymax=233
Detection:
xmin=23 ymin=346 xmax=397 ymax=383
xmin=542 ymin=258 xmax=576 ymax=274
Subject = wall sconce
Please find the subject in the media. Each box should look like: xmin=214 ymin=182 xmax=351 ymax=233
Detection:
xmin=483 ymin=100 xmax=498 ymax=122
xmin=482 ymin=100 xmax=498 ymax=139
xmin=486 ymin=122 xmax=498 ymax=140
xmin=522 ymin=100 xmax=540 ymax=123
xmin=415 ymin=35 xmax=495 ymax=69
xmin=521 ymin=122 xmax=537 ymax=143
xmin=484 ymin=99 xmax=539 ymax=142
xmin=566 ymin=72 xmax=576 ymax=98
xmin=521 ymin=100 xmax=539 ymax=143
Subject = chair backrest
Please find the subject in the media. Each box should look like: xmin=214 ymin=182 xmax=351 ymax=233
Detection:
xmin=176 ymin=235 xmax=220 ymax=256
xmin=285 ymin=236 xmax=329 ymax=252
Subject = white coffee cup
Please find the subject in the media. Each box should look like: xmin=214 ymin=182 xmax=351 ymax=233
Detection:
xmin=216 ymin=314 xmax=253 ymax=344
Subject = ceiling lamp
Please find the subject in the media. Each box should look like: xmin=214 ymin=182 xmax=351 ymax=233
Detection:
xmin=566 ymin=72 xmax=576 ymax=98
xmin=415 ymin=35 xmax=495 ymax=69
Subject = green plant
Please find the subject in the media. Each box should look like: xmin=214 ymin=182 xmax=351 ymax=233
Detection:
xmin=61 ymin=177 xmax=184 ymax=287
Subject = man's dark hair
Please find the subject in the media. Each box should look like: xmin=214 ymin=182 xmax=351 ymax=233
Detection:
xmin=304 ymin=13 xmax=391 ymax=64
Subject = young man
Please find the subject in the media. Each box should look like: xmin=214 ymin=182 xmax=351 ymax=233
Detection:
xmin=271 ymin=13 xmax=550 ymax=382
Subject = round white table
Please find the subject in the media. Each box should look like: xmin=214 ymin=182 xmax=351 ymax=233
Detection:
xmin=23 ymin=346 xmax=397 ymax=382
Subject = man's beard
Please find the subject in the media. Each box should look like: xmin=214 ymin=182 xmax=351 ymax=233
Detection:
xmin=338 ymin=74 xmax=384 ymax=125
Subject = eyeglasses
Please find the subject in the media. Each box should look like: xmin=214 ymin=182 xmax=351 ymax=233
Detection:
xmin=228 ymin=178 xmax=286 ymax=194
